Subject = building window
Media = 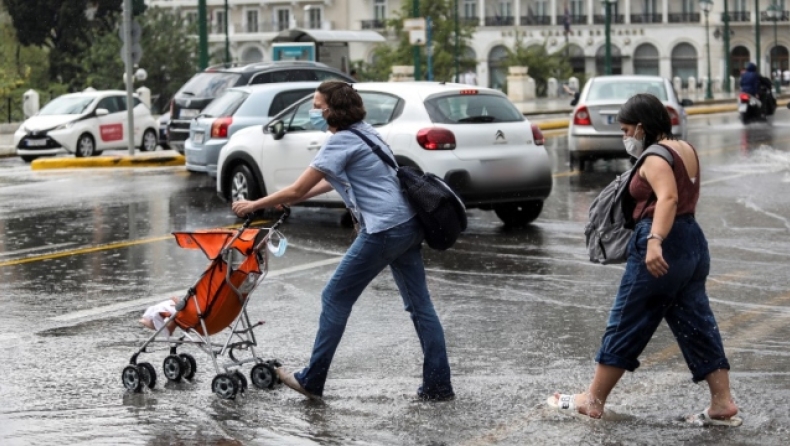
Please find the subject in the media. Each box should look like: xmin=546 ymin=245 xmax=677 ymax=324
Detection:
xmin=599 ymin=0 xmax=619 ymax=16
xmin=643 ymin=0 xmax=657 ymax=14
xmin=488 ymin=45 xmax=508 ymax=90
xmin=498 ymin=0 xmax=513 ymax=17
xmin=246 ymin=10 xmax=259 ymax=33
xmin=681 ymin=0 xmax=695 ymax=14
xmin=464 ymin=0 xmax=477 ymax=18
xmin=308 ymin=7 xmax=322 ymax=29
xmin=374 ymin=0 xmax=387 ymax=21
xmin=215 ymin=10 xmax=226 ymax=34
xmin=671 ymin=43 xmax=698 ymax=88
xmin=595 ymin=44 xmax=622 ymax=74
xmin=571 ymin=0 xmax=584 ymax=16
xmin=275 ymin=8 xmax=290 ymax=31
xmin=185 ymin=11 xmax=197 ymax=27
xmin=534 ymin=0 xmax=547 ymax=16
xmin=633 ymin=43 xmax=660 ymax=76
xmin=734 ymin=0 xmax=748 ymax=11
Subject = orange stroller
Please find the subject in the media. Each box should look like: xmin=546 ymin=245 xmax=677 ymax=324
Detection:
xmin=121 ymin=210 xmax=289 ymax=399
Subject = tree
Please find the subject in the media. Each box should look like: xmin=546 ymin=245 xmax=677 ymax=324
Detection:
xmin=358 ymin=0 xmax=476 ymax=82
xmin=506 ymin=39 xmax=574 ymax=97
xmin=77 ymin=7 xmax=198 ymax=113
xmin=2 ymin=0 xmax=123 ymax=89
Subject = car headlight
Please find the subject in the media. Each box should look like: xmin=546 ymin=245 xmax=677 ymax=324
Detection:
xmin=52 ymin=122 xmax=75 ymax=131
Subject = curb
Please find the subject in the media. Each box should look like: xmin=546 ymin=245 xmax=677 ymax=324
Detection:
xmin=30 ymin=153 xmax=185 ymax=170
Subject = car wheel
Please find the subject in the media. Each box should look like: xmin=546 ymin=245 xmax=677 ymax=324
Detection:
xmin=493 ymin=201 xmax=544 ymax=227
xmin=75 ymin=133 xmax=96 ymax=157
xmin=20 ymin=155 xmax=39 ymax=163
xmin=230 ymin=164 xmax=262 ymax=202
xmin=140 ymin=129 xmax=158 ymax=152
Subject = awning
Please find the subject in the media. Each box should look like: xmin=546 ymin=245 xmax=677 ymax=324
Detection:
xmin=271 ymin=29 xmax=386 ymax=43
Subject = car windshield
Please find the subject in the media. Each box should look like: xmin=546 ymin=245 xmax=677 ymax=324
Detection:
xmin=587 ymin=80 xmax=668 ymax=101
xmin=201 ymin=90 xmax=249 ymax=118
xmin=424 ymin=93 xmax=524 ymax=124
xmin=38 ymin=95 xmax=95 ymax=115
xmin=177 ymin=72 xmax=241 ymax=99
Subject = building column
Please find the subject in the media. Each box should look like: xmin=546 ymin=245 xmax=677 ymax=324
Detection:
xmin=625 ymin=0 xmax=631 ymax=24
xmin=479 ymin=0 xmax=486 ymax=26
xmin=588 ymin=0 xmax=594 ymax=25
xmin=551 ymin=0 xmax=557 ymax=25
xmin=662 ymin=0 xmax=668 ymax=23
xmin=515 ymin=0 xmax=521 ymax=25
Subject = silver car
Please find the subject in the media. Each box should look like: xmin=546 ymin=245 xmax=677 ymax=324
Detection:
xmin=184 ymin=82 xmax=320 ymax=176
xmin=567 ymin=75 xmax=693 ymax=170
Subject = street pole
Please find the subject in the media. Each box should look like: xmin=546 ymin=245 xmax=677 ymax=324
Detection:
xmin=224 ymin=0 xmax=230 ymax=64
xmin=772 ymin=7 xmax=781 ymax=93
xmin=755 ymin=0 xmax=761 ymax=73
xmin=723 ymin=0 xmax=731 ymax=93
xmin=123 ymin=0 xmax=135 ymax=156
xmin=198 ymin=0 xmax=208 ymax=70
xmin=454 ymin=0 xmax=459 ymax=83
xmin=704 ymin=8 xmax=712 ymax=99
xmin=413 ymin=0 xmax=422 ymax=80
xmin=604 ymin=1 xmax=612 ymax=75
xmin=426 ymin=17 xmax=434 ymax=81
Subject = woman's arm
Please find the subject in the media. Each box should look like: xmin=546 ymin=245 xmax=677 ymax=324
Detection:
xmin=640 ymin=156 xmax=678 ymax=277
xmin=231 ymin=167 xmax=326 ymax=216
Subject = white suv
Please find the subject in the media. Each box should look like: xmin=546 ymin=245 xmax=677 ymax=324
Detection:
xmin=216 ymin=82 xmax=553 ymax=226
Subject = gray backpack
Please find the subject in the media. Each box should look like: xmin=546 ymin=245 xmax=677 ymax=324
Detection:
xmin=584 ymin=145 xmax=674 ymax=264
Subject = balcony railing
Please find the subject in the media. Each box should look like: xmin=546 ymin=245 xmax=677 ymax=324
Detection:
xmin=520 ymin=15 xmax=551 ymax=25
xmin=630 ymin=13 xmax=663 ymax=23
xmin=485 ymin=16 xmax=515 ymax=26
xmin=461 ymin=16 xmax=481 ymax=26
xmin=668 ymin=12 xmax=701 ymax=22
xmin=722 ymin=11 xmax=751 ymax=22
xmin=361 ymin=19 xmax=386 ymax=29
xmin=761 ymin=10 xmax=790 ymax=21
xmin=593 ymin=14 xmax=625 ymax=24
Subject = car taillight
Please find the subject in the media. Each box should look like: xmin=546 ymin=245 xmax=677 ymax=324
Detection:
xmin=739 ymin=92 xmax=751 ymax=102
xmin=573 ymin=106 xmax=591 ymax=126
xmin=666 ymin=106 xmax=680 ymax=126
xmin=211 ymin=117 xmax=233 ymax=138
xmin=531 ymin=124 xmax=544 ymax=145
xmin=416 ymin=128 xmax=456 ymax=150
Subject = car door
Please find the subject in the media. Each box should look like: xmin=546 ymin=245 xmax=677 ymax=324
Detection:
xmin=94 ymin=96 xmax=126 ymax=150
xmin=265 ymin=98 xmax=333 ymax=200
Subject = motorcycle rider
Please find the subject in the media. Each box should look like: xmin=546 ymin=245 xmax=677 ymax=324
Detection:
xmin=739 ymin=63 xmax=776 ymax=116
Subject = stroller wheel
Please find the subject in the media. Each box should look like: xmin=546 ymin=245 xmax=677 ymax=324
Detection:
xmin=178 ymin=353 xmax=197 ymax=381
xmin=122 ymin=365 xmax=143 ymax=392
xmin=138 ymin=362 xmax=157 ymax=389
xmin=250 ymin=363 xmax=277 ymax=390
xmin=163 ymin=355 xmax=183 ymax=382
xmin=212 ymin=373 xmax=239 ymax=400
xmin=233 ymin=371 xmax=248 ymax=393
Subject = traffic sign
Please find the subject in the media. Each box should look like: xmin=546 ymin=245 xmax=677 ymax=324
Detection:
xmin=403 ymin=18 xmax=426 ymax=30
xmin=118 ymin=20 xmax=142 ymax=43
xmin=120 ymin=43 xmax=143 ymax=65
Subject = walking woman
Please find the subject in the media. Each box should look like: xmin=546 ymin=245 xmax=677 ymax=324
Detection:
xmin=231 ymin=80 xmax=454 ymax=401
xmin=547 ymin=94 xmax=740 ymax=426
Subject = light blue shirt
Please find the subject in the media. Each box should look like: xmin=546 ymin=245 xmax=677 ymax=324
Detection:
xmin=310 ymin=121 xmax=415 ymax=234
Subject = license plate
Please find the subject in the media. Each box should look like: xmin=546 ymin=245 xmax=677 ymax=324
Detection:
xmin=192 ymin=131 xmax=204 ymax=144
xmin=605 ymin=115 xmax=617 ymax=125
xmin=483 ymin=160 xmax=523 ymax=179
xmin=738 ymin=103 xmax=748 ymax=112
xmin=180 ymin=109 xmax=200 ymax=119
xmin=26 ymin=139 xmax=46 ymax=147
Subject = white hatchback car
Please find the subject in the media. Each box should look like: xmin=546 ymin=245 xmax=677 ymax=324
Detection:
xmin=14 ymin=90 xmax=159 ymax=162
xmin=216 ymin=82 xmax=553 ymax=226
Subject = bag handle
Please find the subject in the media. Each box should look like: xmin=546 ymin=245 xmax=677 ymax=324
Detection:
xmin=346 ymin=128 xmax=398 ymax=170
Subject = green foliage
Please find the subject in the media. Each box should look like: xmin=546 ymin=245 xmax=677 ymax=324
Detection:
xmin=356 ymin=0 xmax=476 ymax=82
xmin=506 ymin=39 xmax=575 ymax=97
xmin=132 ymin=0 xmax=146 ymax=17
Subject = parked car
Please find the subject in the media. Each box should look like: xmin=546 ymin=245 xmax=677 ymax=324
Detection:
xmin=184 ymin=82 xmax=320 ymax=176
xmin=216 ymin=82 xmax=553 ymax=227
xmin=168 ymin=61 xmax=355 ymax=154
xmin=158 ymin=112 xmax=170 ymax=149
xmin=14 ymin=90 xmax=158 ymax=163
xmin=567 ymin=75 xmax=693 ymax=170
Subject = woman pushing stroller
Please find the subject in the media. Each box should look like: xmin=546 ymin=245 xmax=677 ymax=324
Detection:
xmin=231 ymin=80 xmax=455 ymax=401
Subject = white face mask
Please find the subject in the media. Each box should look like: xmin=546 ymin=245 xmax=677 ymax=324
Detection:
xmin=623 ymin=125 xmax=645 ymax=158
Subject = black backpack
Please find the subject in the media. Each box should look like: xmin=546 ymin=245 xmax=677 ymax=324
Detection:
xmin=347 ymin=129 xmax=467 ymax=250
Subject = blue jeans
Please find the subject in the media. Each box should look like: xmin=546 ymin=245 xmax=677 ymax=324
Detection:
xmin=294 ymin=218 xmax=453 ymax=397
xmin=595 ymin=215 xmax=730 ymax=382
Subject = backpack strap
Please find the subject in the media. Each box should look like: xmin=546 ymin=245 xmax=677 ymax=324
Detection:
xmin=346 ymin=128 xmax=398 ymax=171
xmin=622 ymin=144 xmax=675 ymax=227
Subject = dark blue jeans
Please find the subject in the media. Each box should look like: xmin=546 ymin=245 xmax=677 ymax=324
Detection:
xmin=595 ymin=215 xmax=730 ymax=382
xmin=294 ymin=218 xmax=453 ymax=397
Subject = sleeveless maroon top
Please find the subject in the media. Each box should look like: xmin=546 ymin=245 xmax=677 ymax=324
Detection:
xmin=629 ymin=143 xmax=700 ymax=221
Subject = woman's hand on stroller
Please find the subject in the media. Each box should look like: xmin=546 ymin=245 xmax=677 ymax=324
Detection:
xmin=232 ymin=199 xmax=258 ymax=217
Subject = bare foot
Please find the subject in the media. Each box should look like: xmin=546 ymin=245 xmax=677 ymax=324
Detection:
xmin=706 ymin=399 xmax=739 ymax=421
xmin=549 ymin=392 xmax=604 ymax=419
xmin=138 ymin=318 xmax=154 ymax=330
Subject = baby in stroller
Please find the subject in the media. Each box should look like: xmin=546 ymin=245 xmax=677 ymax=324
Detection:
xmin=139 ymin=297 xmax=180 ymax=337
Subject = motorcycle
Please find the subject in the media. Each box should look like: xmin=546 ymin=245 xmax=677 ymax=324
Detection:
xmin=739 ymin=82 xmax=776 ymax=124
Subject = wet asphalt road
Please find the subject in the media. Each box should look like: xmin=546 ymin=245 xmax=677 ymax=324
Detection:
xmin=1 ymin=111 xmax=789 ymax=446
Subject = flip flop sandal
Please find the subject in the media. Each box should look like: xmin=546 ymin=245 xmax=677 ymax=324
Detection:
xmin=685 ymin=408 xmax=743 ymax=427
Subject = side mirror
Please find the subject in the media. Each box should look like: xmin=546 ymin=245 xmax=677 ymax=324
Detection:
xmin=266 ymin=119 xmax=286 ymax=140
xmin=95 ymin=108 xmax=109 ymax=116
xmin=680 ymin=99 xmax=694 ymax=107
